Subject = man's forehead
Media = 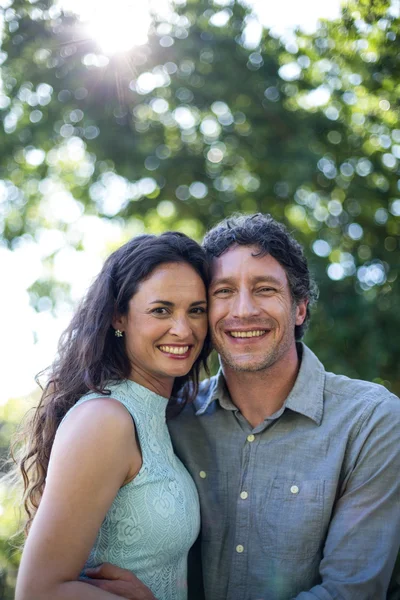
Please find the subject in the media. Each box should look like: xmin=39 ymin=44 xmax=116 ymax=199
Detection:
xmin=209 ymin=244 xmax=288 ymax=283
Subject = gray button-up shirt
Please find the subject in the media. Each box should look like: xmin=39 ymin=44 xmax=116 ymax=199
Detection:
xmin=168 ymin=344 xmax=400 ymax=600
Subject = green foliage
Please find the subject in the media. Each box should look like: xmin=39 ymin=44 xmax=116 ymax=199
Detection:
xmin=0 ymin=0 xmax=399 ymax=592
xmin=1 ymin=0 xmax=398 ymax=389
xmin=0 ymin=482 xmax=23 ymax=600
xmin=0 ymin=396 xmax=30 ymax=598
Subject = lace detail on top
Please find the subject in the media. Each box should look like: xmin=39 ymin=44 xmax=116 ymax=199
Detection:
xmin=63 ymin=380 xmax=200 ymax=600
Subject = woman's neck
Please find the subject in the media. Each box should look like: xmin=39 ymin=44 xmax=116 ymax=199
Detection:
xmin=128 ymin=367 xmax=173 ymax=399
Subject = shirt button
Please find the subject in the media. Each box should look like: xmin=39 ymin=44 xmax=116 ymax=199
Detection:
xmin=236 ymin=544 xmax=244 ymax=553
xmin=290 ymin=485 xmax=299 ymax=494
xmin=247 ymin=434 xmax=255 ymax=442
xmin=199 ymin=471 xmax=207 ymax=479
xmin=240 ymin=491 xmax=248 ymax=500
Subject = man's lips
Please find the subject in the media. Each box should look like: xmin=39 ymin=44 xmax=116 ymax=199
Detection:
xmin=157 ymin=344 xmax=193 ymax=358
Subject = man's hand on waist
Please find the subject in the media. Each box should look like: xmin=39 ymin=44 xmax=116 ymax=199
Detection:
xmin=81 ymin=562 xmax=156 ymax=600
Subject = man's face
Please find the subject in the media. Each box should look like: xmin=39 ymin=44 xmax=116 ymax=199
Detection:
xmin=208 ymin=245 xmax=307 ymax=373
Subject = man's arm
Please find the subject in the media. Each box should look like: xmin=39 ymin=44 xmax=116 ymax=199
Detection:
xmin=84 ymin=537 xmax=204 ymax=600
xmin=295 ymin=396 xmax=400 ymax=600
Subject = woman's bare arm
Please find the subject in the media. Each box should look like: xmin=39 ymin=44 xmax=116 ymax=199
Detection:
xmin=15 ymin=398 xmax=142 ymax=600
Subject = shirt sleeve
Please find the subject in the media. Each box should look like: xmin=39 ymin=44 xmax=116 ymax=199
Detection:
xmin=294 ymin=394 xmax=400 ymax=600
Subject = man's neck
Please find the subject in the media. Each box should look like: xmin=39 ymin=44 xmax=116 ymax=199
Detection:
xmin=222 ymin=344 xmax=301 ymax=429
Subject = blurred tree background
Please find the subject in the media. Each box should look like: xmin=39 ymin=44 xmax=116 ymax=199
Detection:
xmin=0 ymin=0 xmax=399 ymax=596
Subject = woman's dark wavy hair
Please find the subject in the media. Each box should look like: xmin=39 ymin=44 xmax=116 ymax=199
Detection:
xmin=13 ymin=231 xmax=211 ymax=534
xmin=203 ymin=213 xmax=318 ymax=339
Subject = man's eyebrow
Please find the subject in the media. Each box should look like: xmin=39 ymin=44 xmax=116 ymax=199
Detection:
xmin=210 ymin=275 xmax=283 ymax=286
xmin=149 ymin=300 xmax=207 ymax=306
xmin=209 ymin=278 xmax=231 ymax=288
xmin=252 ymin=275 xmax=283 ymax=286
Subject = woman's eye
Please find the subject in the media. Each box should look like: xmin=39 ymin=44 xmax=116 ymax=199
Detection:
xmin=152 ymin=307 xmax=169 ymax=315
xmin=190 ymin=307 xmax=207 ymax=314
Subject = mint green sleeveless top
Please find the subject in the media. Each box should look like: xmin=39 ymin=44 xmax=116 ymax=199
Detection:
xmin=64 ymin=380 xmax=200 ymax=600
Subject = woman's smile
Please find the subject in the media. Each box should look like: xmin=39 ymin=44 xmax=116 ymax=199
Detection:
xmin=158 ymin=344 xmax=193 ymax=358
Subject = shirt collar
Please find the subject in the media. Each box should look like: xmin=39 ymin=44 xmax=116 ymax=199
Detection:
xmin=283 ymin=344 xmax=325 ymax=424
xmin=196 ymin=343 xmax=325 ymax=425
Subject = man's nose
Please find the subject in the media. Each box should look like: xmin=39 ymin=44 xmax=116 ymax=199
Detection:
xmin=232 ymin=290 xmax=260 ymax=318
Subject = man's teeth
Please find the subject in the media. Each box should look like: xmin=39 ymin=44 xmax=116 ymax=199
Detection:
xmin=229 ymin=330 xmax=266 ymax=338
xmin=159 ymin=345 xmax=190 ymax=355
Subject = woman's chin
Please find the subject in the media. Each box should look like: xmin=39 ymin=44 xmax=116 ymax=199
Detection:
xmin=165 ymin=364 xmax=195 ymax=378
xmin=158 ymin=360 xmax=196 ymax=380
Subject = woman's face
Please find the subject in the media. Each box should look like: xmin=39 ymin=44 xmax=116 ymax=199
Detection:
xmin=114 ymin=262 xmax=208 ymax=396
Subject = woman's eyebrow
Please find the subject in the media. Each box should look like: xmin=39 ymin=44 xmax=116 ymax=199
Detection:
xmin=149 ymin=300 xmax=207 ymax=306
xmin=150 ymin=300 xmax=174 ymax=306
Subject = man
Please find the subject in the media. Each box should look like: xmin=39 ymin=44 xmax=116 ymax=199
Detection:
xmin=85 ymin=214 xmax=400 ymax=599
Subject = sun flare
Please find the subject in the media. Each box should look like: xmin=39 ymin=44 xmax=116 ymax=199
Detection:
xmin=60 ymin=0 xmax=171 ymax=55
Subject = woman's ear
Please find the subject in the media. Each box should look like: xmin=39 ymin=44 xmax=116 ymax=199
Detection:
xmin=112 ymin=314 xmax=126 ymax=333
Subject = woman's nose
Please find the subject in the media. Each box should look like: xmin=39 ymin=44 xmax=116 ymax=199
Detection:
xmin=169 ymin=315 xmax=192 ymax=338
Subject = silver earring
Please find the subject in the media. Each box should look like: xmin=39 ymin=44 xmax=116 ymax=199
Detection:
xmin=115 ymin=329 xmax=123 ymax=338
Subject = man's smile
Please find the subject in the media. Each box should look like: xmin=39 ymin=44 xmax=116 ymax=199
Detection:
xmin=226 ymin=329 xmax=269 ymax=339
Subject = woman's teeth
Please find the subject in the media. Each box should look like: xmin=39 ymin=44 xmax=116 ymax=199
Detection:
xmin=159 ymin=345 xmax=190 ymax=355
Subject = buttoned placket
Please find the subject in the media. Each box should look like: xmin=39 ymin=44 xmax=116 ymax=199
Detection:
xmin=226 ymin=416 xmax=276 ymax=600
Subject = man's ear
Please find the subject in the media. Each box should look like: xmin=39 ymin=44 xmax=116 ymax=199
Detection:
xmin=295 ymin=299 xmax=308 ymax=326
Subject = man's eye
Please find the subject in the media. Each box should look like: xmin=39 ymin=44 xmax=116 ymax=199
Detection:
xmin=215 ymin=288 xmax=232 ymax=295
xmin=258 ymin=287 xmax=276 ymax=293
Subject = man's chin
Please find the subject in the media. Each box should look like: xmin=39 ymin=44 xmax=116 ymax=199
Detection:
xmin=220 ymin=353 xmax=273 ymax=373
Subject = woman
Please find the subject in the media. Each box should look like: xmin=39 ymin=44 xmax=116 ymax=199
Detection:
xmin=14 ymin=231 xmax=211 ymax=600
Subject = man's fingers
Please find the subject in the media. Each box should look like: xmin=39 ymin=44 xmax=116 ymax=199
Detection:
xmin=79 ymin=575 xmax=157 ymax=600
xmin=83 ymin=562 xmax=134 ymax=581
xmin=81 ymin=563 xmax=157 ymax=599
xmin=79 ymin=577 xmax=111 ymax=590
